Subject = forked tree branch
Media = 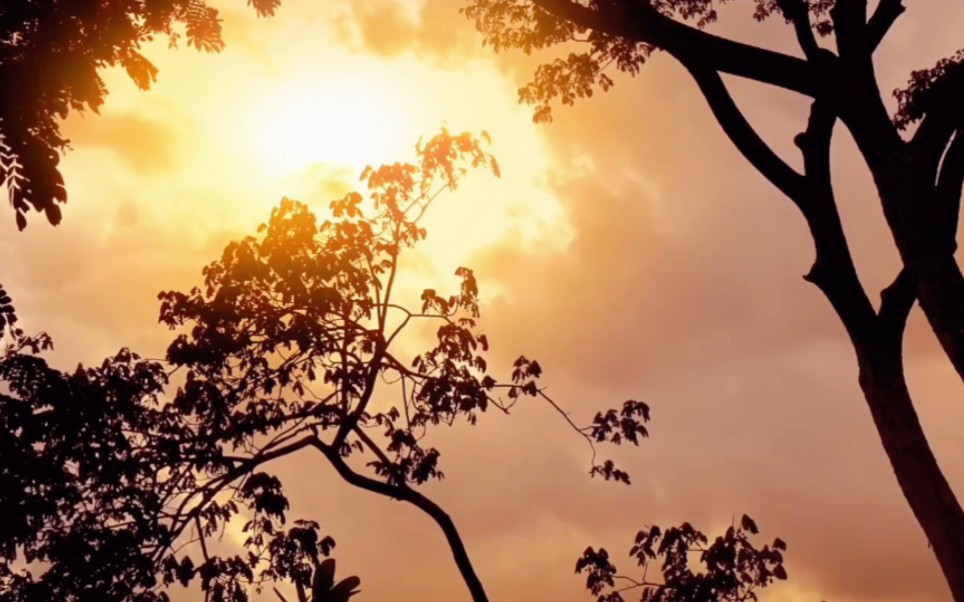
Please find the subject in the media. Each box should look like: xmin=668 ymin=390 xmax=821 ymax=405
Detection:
xmin=684 ymin=65 xmax=808 ymax=203
xmin=310 ymin=438 xmax=489 ymax=602
xmin=776 ymin=0 xmax=820 ymax=59
xmin=794 ymin=101 xmax=917 ymax=347
xmin=794 ymin=101 xmax=880 ymax=344
xmin=531 ymin=0 xmax=818 ymax=95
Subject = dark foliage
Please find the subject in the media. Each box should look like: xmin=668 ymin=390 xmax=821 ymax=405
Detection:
xmin=464 ymin=0 xmax=959 ymax=128
xmin=0 ymin=130 xmax=647 ymax=602
xmin=576 ymin=515 xmax=787 ymax=602
xmin=894 ymin=49 xmax=964 ymax=130
xmin=0 ymin=0 xmax=278 ymax=229
xmin=272 ymin=558 xmax=360 ymax=602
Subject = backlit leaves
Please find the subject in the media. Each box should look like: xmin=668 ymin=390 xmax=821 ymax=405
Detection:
xmin=894 ymin=49 xmax=964 ymax=130
xmin=466 ymin=0 xmax=881 ymax=123
xmin=588 ymin=400 xmax=651 ymax=446
xmin=0 ymin=0 xmax=264 ymax=228
xmin=576 ymin=516 xmax=788 ymax=602
xmin=2 ymin=129 xmax=653 ymax=601
xmin=0 ymin=284 xmax=16 ymax=332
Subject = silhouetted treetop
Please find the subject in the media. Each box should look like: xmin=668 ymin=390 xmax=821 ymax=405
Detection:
xmin=464 ymin=1 xmax=962 ymax=128
xmin=0 ymin=0 xmax=277 ymax=229
xmin=577 ymin=515 xmax=787 ymax=602
xmin=1 ymin=130 xmax=650 ymax=602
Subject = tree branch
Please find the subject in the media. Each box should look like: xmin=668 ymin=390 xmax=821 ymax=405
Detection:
xmin=153 ymin=434 xmax=319 ymax=567
xmin=935 ymin=130 xmax=964 ymax=254
xmin=830 ymin=0 xmax=869 ymax=57
xmin=684 ymin=65 xmax=808 ymax=203
xmin=912 ymin=111 xmax=958 ymax=183
xmin=794 ymin=101 xmax=880 ymax=344
xmin=531 ymin=0 xmax=817 ymax=96
xmin=334 ymin=339 xmax=386 ymax=449
xmin=776 ymin=0 xmax=820 ymax=60
xmin=878 ymin=268 xmax=916 ymax=344
xmin=867 ymin=0 xmax=905 ymax=51
xmin=310 ymin=438 xmax=489 ymax=602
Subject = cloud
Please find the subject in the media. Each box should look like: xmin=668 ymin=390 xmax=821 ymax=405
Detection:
xmin=452 ymin=14 xmax=964 ymax=598
xmin=62 ymin=112 xmax=179 ymax=174
xmin=6 ymin=2 xmax=964 ymax=601
xmin=332 ymin=0 xmax=483 ymax=64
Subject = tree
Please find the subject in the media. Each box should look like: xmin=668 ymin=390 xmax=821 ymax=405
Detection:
xmin=3 ymin=130 xmax=713 ymax=602
xmin=462 ymin=1 xmax=964 ymax=599
xmin=0 ymin=0 xmax=278 ymax=230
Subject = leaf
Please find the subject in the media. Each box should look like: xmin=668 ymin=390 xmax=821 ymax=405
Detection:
xmin=741 ymin=514 xmax=759 ymax=534
xmin=328 ymin=576 xmax=361 ymax=602
xmin=313 ymin=559 xmax=336 ymax=595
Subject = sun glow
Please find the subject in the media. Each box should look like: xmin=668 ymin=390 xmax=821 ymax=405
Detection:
xmin=246 ymin=72 xmax=412 ymax=175
xmin=217 ymin=55 xmax=572 ymax=276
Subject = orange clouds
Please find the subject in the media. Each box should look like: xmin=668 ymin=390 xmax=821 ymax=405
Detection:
xmin=4 ymin=2 xmax=964 ymax=602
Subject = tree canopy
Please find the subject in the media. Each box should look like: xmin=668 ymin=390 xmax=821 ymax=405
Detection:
xmin=13 ymin=0 xmax=952 ymax=598
xmin=4 ymin=130 xmax=724 ymax=602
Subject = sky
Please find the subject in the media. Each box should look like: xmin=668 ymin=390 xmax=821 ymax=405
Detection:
xmin=2 ymin=1 xmax=964 ymax=601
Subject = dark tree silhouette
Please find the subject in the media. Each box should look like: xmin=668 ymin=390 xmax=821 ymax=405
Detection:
xmin=0 ymin=131 xmax=686 ymax=602
xmin=0 ymin=0 xmax=279 ymax=229
xmin=463 ymin=1 xmax=964 ymax=599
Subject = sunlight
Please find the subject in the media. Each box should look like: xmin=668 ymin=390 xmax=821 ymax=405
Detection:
xmin=220 ymin=55 xmax=572 ymax=280
xmin=245 ymin=71 xmax=411 ymax=175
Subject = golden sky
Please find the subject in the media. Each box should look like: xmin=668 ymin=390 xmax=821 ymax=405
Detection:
xmin=3 ymin=1 xmax=964 ymax=601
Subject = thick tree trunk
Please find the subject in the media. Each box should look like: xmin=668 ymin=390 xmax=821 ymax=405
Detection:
xmin=840 ymin=112 xmax=964 ymax=385
xmin=855 ymin=343 xmax=964 ymax=601
xmin=874 ymin=164 xmax=964 ymax=385
xmin=911 ymin=254 xmax=964 ymax=384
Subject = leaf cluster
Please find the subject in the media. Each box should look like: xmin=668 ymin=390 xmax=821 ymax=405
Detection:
xmin=1 ymin=130 xmax=648 ymax=601
xmin=0 ymin=0 xmax=276 ymax=229
xmin=464 ymin=0 xmax=955 ymax=129
xmin=576 ymin=515 xmax=788 ymax=602
xmin=893 ymin=49 xmax=964 ymax=130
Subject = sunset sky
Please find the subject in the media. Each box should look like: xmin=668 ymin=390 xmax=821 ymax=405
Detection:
xmin=3 ymin=1 xmax=964 ymax=601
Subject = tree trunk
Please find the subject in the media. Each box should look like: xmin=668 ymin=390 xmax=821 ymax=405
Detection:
xmin=911 ymin=254 xmax=964 ymax=385
xmin=876 ymin=166 xmax=964 ymax=385
xmin=840 ymin=112 xmax=964 ymax=385
xmin=855 ymin=343 xmax=964 ymax=601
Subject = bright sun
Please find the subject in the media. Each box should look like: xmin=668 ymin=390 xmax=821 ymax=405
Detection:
xmin=215 ymin=55 xmax=571 ymax=277
xmin=246 ymin=71 xmax=411 ymax=175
